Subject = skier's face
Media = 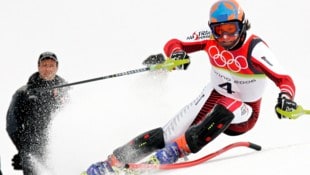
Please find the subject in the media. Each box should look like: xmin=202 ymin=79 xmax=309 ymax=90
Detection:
xmin=210 ymin=21 xmax=240 ymax=49
xmin=216 ymin=34 xmax=239 ymax=48
xmin=38 ymin=59 xmax=58 ymax=81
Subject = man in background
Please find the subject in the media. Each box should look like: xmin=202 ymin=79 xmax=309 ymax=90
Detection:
xmin=6 ymin=52 xmax=69 ymax=175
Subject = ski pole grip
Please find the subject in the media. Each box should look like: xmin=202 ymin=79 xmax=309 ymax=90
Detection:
xmin=248 ymin=142 xmax=262 ymax=151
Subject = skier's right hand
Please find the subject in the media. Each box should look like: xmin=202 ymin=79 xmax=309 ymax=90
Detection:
xmin=170 ymin=50 xmax=190 ymax=70
xmin=142 ymin=53 xmax=165 ymax=66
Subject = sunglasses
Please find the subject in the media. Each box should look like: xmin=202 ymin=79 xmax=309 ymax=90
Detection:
xmin=210 ymin=21 xmax=241 ymax=38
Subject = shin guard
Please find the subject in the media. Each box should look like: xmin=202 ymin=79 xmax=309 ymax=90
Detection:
xmin=113 ymin=127 xmax=165 ymax=163
xmin=185 ymin=104 xmax=234 ymax=153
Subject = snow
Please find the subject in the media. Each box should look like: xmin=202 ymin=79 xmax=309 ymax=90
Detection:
xmin=0 ymin=0 xmax=310 ymax=174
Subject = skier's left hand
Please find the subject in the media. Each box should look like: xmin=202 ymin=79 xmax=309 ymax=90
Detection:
xmin=275 ymin=92 xmax=297 ymax=119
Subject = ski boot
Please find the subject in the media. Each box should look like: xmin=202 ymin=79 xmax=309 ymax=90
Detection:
xmin=147 ymin=134 xmax=191 ymax=165
xmin=148 ymin=141 xmax=188 ymax=165
xmin=81 ymin=155 xmax=123 ymax=175
xmin=81 ymin=161 xmax=114 ymax=175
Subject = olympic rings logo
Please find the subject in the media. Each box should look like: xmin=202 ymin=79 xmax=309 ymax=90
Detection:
xmin=208 ymin=46 xmax=248 ymax=72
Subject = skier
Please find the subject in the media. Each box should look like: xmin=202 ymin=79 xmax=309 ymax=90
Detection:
xmin=84 ymin=0 xmax=297 ymax=174
xmin=6 ymin=51 xmax=69 ymax=175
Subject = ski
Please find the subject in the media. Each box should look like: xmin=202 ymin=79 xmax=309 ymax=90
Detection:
xmin=126 ymin=141 xmax=261 ymax=171
xmin=81 ymin=141 xmax=261 ymax=175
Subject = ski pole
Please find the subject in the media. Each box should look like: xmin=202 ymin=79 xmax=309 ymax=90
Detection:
xmin=51 ymin=58 xmax=189 ymax=89
xmin=276 ymin=105 xmax=310 ymax=119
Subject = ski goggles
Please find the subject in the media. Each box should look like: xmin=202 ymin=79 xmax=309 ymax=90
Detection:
xmin=210 ymin=21 xmax=241 ymax=38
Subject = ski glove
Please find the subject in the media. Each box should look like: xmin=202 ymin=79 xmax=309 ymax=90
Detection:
xmin=11 ymin=153 xmax=22 ymax=170
xmin=170 ymin=51 xmax=190 ymax=70
xmin=275 ymin=92 xmax=297 ymax=119
xmin=142 ymin=53 xmax=165 ymax=66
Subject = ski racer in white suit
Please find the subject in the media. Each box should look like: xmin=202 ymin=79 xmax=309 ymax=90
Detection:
xmin=84 ymin=0 xmax=297 ymax=174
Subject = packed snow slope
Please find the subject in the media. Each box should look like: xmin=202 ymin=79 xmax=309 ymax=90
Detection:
xmin=0 ymin=0 xmax=309 ymax=174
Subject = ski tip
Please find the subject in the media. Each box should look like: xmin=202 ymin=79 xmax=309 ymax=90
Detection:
xmin=80 ymin=171 xmax=87 ymax=175
xmin=248 ymin=142 xmax=262 ymax=151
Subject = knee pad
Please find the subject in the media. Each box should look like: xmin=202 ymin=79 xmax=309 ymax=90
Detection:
xmin=185 ymin=104 xmax=234 ymax=153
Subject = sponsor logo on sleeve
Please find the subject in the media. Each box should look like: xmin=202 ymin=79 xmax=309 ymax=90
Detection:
xmin=186 ymin=30 xmax=211 ymax=40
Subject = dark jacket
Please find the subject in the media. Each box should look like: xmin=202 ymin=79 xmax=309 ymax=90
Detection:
xmin=6 ymin=72 xmax=69 ymax=153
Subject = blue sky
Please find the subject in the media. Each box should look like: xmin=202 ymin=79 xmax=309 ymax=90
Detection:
xmin=0 ymin=0 xmax=309 ymax=174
